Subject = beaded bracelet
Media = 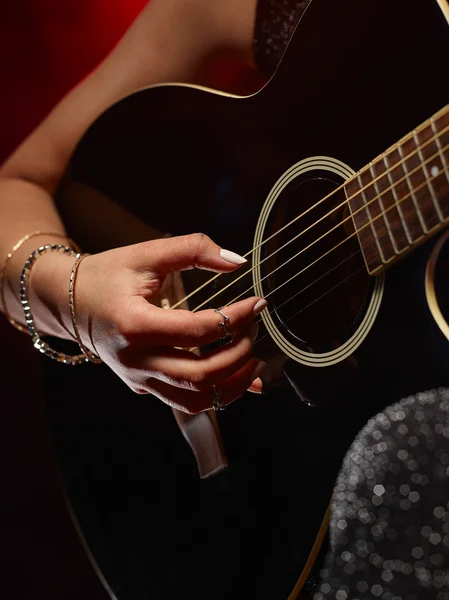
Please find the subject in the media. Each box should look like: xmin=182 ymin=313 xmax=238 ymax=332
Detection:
xmin=20 ymin=244 xmax=89 ymax=365
xmin=0 ymin=231 xmax=80 ymax=334
xmin=69 ymin=253 xmax=103 ymax=364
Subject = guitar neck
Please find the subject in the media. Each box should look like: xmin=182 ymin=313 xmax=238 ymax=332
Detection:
xmin=346 ymin=104 xmax=449 ymax=275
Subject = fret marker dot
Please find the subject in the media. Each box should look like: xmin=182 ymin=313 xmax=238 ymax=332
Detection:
xmin=431 ymin=165 xmax=439 ymax=177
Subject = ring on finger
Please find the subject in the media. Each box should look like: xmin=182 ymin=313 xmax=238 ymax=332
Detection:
xmin=214 ymin=307 xmax=233 ymax=344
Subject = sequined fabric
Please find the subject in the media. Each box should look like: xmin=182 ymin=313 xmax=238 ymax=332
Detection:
xmin=315 ymin=388 xmax=449 ymax=599
xmin=253 ymin=0 xmax=311 ymax=78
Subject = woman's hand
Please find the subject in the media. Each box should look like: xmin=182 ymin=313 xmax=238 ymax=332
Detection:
xmin=33 ymin=233 xmax=266 ymax=414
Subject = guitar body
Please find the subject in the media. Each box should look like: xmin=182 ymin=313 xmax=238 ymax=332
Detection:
xmin=47 ymin=1 xmax=449 ymax=598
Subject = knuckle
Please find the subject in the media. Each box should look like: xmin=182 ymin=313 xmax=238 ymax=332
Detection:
xmin=114 ymin=301 xmax=146 ymax=340
xmin=189 ymin=367 xmax=213 ymax=389
xmin=114 ymin=313 xmax=136 ymax=339
xmin=184 ymin=317 xmax=207 ymax=342
xmin=166 ymin=373 xmax=202 ymax=393
xmin=132 ymin=387 xmax=148 ymax=395
xmin=188 ymin=232 xmax=212 ymax=255
xmin=127 ymin=379 xmax=148 ymax=395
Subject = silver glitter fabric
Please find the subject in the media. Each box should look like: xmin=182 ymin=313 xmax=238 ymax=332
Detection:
xmin=315 ymin=388 xmax=449 ymax=599
xmin=253 ymin=0 xmax=311 ymax=78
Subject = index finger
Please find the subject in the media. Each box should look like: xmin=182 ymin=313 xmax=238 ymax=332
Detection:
xmin=128 ymin=295 xmax=267 ymax=347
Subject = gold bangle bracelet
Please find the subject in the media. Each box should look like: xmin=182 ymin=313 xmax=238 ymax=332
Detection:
xmin=69 ymin=253 xmax=103 ymax=364
xmin=0 ymin=231 xmax=80 ymax=335
xmin=20 ymin=245 xmax=88 ymax=365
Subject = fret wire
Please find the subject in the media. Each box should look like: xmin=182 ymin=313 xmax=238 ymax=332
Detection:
xmin=348 ymin=150 xmax=449 ymax=276
xmin=380 ymin=105 xmax=449 ymax=169
xmin=413 ymin=128 xmax=444 ymax=223
xmin=173 ymin=110 xmax=449 ymax=313
xmin=384 ymin=150 xmax=426 ymax=248
xmin=356 ymin=172 xmax=386 ymax=263
xmin=368 ymin=162 xmax=399 ymax=254
xmin=225 ymin=146 xmax=449 ymax=309
xmin=431 ymin=116 xmax=449 ymax=188
xmin=382 ymin=154 xmax=412 ymax=246
xmin=197 ymin=139 xmax=449 ymax=312
xmin=226 ymin=162 xmax=449 ymax=312
xmin=397 ymin=143 xmax=428 ymax=234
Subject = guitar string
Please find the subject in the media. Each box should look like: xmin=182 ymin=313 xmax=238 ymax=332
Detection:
xmin=185 ymin=147 xmax=448 ymax=350
xmin=232 ymin=156 xmax=447 ymax=330
xmin=203 ymin=133 xmax=449 ymax=310
xmin=170 ymin=111 xmax=449 ymax=312
xmin=191 ymin=140 xmax=449 ymax=313
xmin=247 ymin=143 xmax=449 ymax=342
xmin=186 ymin=158 xmax=447 ymax=352
xmin=171 ymin=109 xmax=448 ymax=310
xmin=253 ymin=249 xmax=359 ymax=327
xmin=253 ymin=266 xmax=366 ymax=348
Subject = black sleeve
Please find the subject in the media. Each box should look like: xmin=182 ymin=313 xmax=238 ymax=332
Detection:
xmin=253 ymin=0 xmax=311 ymax=79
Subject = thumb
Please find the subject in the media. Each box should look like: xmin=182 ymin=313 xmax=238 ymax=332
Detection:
xmin=133 ymin=233 xmax=248 ymax=274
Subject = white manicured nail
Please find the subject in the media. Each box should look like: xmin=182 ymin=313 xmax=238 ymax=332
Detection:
xmin=253 ymin=298 xmax=268 ymax=316
xmin=220 ymin=249 xmax=247 ymax=265
xmin=248 ymin=378 xmax=263 ymax=394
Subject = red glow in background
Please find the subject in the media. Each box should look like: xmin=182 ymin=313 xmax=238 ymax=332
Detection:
xmin=0 ymin=0 xmax=147 ymax=164
xmin=0 ymin=6 xmax=260 ymax=597
xmin=0 ymin=3 xmax=146 ymax=598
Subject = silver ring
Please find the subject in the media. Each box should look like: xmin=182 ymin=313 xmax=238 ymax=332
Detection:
xmin=211 ymin=385 xmax=225 ymax=411
xmin=214 ymin=307 xmax=233 ymax=343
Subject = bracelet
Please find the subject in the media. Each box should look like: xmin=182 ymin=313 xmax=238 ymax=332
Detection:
xmin=20 ymin=244 xmax=88 ymax=365
xmin=69 ymin=253 xmax=103 ymax=364
xmin=0 ymin=231 xmax=80 ymax=334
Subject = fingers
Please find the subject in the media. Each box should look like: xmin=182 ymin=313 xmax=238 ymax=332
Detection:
xmin=145 ymin=357 xmax=266 ymax=414
xmin=140 ymin=324 xmax=257 ymax=391
xmin=131 ymin=233 xmax=247 ymax=275
xmin=247 ymin=377 xmax=263 ymax=394
xmin=127 ymin=295 xmax=267 ymax=347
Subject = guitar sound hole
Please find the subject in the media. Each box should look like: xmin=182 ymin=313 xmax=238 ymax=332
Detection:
xmin=260 ymin=176 xmax=371 ymax=354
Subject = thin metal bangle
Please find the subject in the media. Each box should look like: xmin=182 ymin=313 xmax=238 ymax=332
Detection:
xmin=20 ymin=244 xmax=88 ymax=365
xmin=0 ymin=231 xmax=80 ymax=334
xmin=69 ymin=253 xmax=103 ymax=364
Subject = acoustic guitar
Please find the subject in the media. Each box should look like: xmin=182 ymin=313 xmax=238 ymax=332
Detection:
xmin=43 ymin=0 xmax=449 ymax=598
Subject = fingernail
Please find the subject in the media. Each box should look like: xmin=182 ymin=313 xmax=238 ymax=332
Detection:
xmin=219 ymin=248 xmax=247 ymax=265
xmin=248 ymin=377 xmax=263 ymax=394
xmin=253 ymin=298 xmax=268 ymax=316
xmin=251 ymin=322 xmax=259 ymax=342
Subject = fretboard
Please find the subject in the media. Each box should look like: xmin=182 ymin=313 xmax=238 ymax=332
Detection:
xmin=346 ymin=105 xmax=449 ymax=275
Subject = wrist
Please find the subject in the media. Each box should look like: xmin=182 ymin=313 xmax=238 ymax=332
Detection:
xmin=29 ymin=250 xmax=77 ymax=340
xmin=1 ymin=232 xmax=79 ymax=336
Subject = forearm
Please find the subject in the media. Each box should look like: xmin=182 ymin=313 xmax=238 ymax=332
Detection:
xmin=0 ymin=178 xmax=75 ymax=338
xmin=0 ymin=56 xmax=152 ymax=335
xmin=0 ymin=51 xmax=173 ymax=336
xmin=0 ymin=0 xmax=257 ymax=338
xmin=1 ymin=0 xmax=256 ymax=194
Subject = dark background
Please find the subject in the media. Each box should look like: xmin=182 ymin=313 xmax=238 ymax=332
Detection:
xmin=0 ymin=2 xmax=146 ymax=598
xmin=0 ymin=3 xmax=256 ymax=597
